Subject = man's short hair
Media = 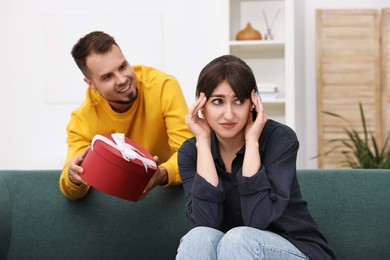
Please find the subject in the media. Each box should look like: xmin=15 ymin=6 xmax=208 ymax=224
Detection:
xmin=71 ymin=31 xmax=119 ymax=76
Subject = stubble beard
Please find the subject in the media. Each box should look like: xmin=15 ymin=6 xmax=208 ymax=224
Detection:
xmin=110 ymin=88 xmax=139 ymax=105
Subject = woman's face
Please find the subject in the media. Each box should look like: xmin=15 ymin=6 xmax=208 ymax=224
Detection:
xmin=203 ymin=80 xmax=252 ymax=140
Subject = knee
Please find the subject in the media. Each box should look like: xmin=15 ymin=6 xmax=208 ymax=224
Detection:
xmin=179 ymin=226 xmax=224 ymax=249
xmin=218 ymin=227 xmax=307 ymax=260
xmin=219 ymin=226 xmax=252 ymax=249
xmin=177 ymin=227 xmax=224 ymax=260
xmin=218 ymin=226 xmax=272 ymax=251
xmin=217 ymin=227 xmax=262 ymax=258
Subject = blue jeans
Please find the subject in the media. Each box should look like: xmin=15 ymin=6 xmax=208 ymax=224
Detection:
xmin=176 ymin=226 xmax=309 ymax=260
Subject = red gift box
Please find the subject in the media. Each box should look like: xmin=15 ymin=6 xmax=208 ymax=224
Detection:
xmin=81 ymin=133 xmax=157 ymax=201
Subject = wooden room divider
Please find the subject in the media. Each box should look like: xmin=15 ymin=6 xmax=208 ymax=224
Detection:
xmin=316 ymin=9 xmax=390 ymax=168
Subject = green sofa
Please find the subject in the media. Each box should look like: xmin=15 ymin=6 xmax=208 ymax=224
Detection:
xmin=1 ymin=169 xmax=389 ymax=260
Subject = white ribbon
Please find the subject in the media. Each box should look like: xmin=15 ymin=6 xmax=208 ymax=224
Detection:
xmin=91 ymin=133 xmax=156 ymax=172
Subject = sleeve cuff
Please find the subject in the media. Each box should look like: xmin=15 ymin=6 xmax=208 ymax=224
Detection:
xmin=236 ymin=165 xmax=270 ymax=196
xmin=59 ymin=168 xmax=90 ymax=200
xmin=191 ymin=173 xmax=225 ymax=202
xmin=160 ymin=162 xmax=181 ymax=186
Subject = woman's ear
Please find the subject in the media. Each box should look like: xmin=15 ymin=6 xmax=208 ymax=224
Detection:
xmin=198 ymin=108 xmax=205 ymax=119
xmin=197 ymin=110 xmax=203 ymax=119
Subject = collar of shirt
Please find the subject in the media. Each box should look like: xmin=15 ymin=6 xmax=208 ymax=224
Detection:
xmin=210 ymin=119 xmax=270 ymax=162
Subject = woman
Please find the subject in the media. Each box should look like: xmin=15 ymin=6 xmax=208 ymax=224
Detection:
xmin=176 ymin=55 xmax=336 ymax=260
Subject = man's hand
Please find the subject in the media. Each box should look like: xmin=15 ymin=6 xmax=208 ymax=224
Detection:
xmin=139 ymin=156 xmax=168 ymax=200
xmin=67 ymin=147 xmax=90 ymax=186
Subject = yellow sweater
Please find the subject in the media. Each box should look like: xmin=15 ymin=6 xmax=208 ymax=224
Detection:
xmin=59 ymin=65 xmax=193 ymax=200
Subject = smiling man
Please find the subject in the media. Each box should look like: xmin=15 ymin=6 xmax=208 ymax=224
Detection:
xmin=59 ymin=31 xmax=193 ymax=200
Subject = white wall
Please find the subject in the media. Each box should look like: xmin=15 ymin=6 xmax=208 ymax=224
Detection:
xmin=0 ymin=1 xmax=5 ymax=170
xmin=0 ymin=0 xmax=227 ymax=170
xmin=1 ymin=0 xmax=390 ymax=170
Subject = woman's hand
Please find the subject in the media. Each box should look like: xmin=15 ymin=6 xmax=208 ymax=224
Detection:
xmin=185 ymin=92 xmax=211 ymax=139
xmin=242 ymin=91 xmax=268 ymax=177
xmin=245 ymin=90 xmax=268 ymax=143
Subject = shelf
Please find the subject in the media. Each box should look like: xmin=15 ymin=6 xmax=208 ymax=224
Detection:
xmin=228 ymin=0 xmax=292 ymax=127
xmin=229 ymin=40 xmax=284 ymax=55
xmin=229 ymin=0 xmax=285 ymax=42
xmin=226 ymin=0 xmax=304 ymax=166
xmin=229 ymin=40 xmax=284 ymax=46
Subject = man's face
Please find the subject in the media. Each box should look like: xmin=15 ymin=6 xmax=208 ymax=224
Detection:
xmin=84 ymin=45 xmax=138 ymax=113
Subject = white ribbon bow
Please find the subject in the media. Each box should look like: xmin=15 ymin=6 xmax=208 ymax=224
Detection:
xmin=91 ymin=133 xmax=156 ymax=172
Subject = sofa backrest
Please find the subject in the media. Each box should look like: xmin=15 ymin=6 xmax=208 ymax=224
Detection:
xmin=1 ymin=169 xmax=389 ymax=260
xmin=298 ymin=169 xmax=390 ymax=260
xmin=0 ymin=170 xmax=192 ymax=260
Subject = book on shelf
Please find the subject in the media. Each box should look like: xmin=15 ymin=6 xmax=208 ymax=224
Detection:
xmin=259 ymin=92 xmax=279 ymax=100
xmin=258 ymin=83 xmax=278 ymax=100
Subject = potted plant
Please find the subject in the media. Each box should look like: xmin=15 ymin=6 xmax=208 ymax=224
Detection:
xmin=319 ymin=103 xmax=390 ymax=169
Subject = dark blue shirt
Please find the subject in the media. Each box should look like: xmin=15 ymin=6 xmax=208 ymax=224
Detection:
xmin=178 ymin=119 xmax=336 ymax=260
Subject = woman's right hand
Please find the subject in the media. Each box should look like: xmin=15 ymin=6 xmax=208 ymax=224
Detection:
xmin=185 ymin=92 xmax=211 ymax=139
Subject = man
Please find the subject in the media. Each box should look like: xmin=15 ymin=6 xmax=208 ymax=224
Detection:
xmin=59 ymin=31 xmax=193 ymax=200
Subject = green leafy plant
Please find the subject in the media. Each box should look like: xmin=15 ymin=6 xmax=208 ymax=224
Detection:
xmin=319 ymin=103 xmax=390 ymax=168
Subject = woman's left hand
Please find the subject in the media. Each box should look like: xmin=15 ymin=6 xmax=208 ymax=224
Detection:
xmin=245 ymin=90 xmax=268 ymax=143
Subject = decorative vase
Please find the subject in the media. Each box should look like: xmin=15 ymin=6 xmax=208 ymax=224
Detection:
xmin=236 ymin=22 xmax=262 ymax=40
